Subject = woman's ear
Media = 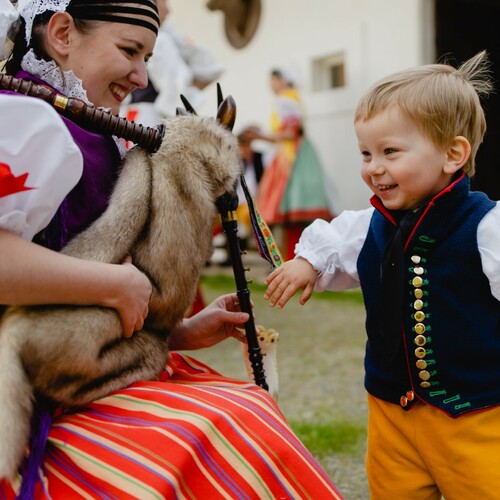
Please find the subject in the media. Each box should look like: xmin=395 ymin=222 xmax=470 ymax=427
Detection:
xmin=444 ymin=136 xmax=471 ymax=174
xmin=46 ymin=12 xmax=74 ymax=57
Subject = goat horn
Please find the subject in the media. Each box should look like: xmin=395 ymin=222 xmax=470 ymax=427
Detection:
xmin=217 ymin=82 xmax=224 ymax=108
xmin=180 ymin=94 xmax=197 ymax=114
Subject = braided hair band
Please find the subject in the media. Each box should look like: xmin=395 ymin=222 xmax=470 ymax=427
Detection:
xmin=16 ymin=0 xmax=160 ymax=47
xmin=67 ymin=0 xmax=160 ymax=35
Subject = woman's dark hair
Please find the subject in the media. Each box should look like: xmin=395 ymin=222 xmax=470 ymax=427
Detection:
xmin=4 ymin=12 xmax=92 ymax=75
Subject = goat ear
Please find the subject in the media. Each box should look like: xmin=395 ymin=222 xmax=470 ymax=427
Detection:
xmin=216 ymin=95 xmax=237 ymax=131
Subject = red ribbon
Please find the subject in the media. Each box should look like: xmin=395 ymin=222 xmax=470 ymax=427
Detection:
xmin=0 ymin=162 xmax=35 ymax=198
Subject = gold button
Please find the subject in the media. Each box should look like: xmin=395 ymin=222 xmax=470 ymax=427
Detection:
xmin=406 ymin=391 xmax=415 ymax=401
xmin=414 ymin=289 xmax=424 ymax=299
xmin=420 ymin=381 xmax=431 ymax=388
xmin=415 ymin=347 xmax=426 ymax=358
xmin=414 ymin=311 xmax=425 ymax=322
xmin=411 ymin=256 xmax=421 ymax=264
xmin=419 ymin=370 xmax=431 ymax=381
xmin=416 ymin=359 xmax=427 ymax=369
xmin=414 ymin=266 xmax=424 ymax=275
xmin=414 ymin=335 xmax=427 ymax=346
xmin=400 ymin=396 xmax=408 ymax=407
xmin=412 ymin=277 xmax=423 ymax=287
xmin=414 ymin=323 xmax=426 ymax=334
xmin=414 ymin=299 xmax=424 ymax=310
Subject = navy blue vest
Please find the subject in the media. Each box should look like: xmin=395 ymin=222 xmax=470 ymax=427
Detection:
xmin=358 ymin=174 xmax=500 ymax=417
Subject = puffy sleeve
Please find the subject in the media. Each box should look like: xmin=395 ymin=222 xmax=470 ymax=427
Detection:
xmin=0 ymin=94 xmax=83 ymax=240
xmin=295 ymin=208 xmax=374 ymax=291
xmin=478 ymin=202 xmax=500 ymax=302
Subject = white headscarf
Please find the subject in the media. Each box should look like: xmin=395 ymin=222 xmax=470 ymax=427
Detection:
xmin=18 ymin=0 xmax=71 ymax=44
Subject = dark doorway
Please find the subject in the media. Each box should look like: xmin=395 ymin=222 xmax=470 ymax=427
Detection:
xmin=435 ymin=0 xmax=500 ymax=200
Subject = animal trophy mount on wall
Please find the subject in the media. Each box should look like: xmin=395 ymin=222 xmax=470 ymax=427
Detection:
xmin=206 ymin=0 xmax=261 ymax=49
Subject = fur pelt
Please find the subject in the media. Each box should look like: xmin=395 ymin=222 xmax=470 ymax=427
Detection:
xmin=0 ymin=114 xmax=242 ymax=479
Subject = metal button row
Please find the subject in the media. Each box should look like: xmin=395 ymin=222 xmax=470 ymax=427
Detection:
xmin=411 ymin=254 xmax=430 ymax=389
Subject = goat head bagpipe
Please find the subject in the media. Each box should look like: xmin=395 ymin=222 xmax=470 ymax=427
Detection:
xmin=0 ymin=75 xmax=283 ymax=480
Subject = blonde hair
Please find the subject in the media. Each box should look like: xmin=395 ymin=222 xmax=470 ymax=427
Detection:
xmin=354 ymin=51 xmax=494 ymax=176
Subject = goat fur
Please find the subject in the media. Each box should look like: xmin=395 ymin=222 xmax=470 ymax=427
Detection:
xmin=0 ymin=114 xmax=242 ymax=479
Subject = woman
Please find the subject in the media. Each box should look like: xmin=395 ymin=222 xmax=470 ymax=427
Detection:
xmin=0 ymin=1 xmax=342 ymax=498
xmin=255 ymin=69 xmax=334 ymax=260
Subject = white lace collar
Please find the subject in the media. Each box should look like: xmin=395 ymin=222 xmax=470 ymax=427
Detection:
xmin=20 ymin=49 xmax=128 ymax=158
xmin=21 ymin=49 xmax=90 ymax=103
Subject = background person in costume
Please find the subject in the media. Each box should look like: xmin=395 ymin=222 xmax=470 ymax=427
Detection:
xmin=0 ymin=1 xmax=342 ymax=498
xmin=252 ymin=68 xmax=334 ymax=260
xmin=122 ymin=0 xmax=224 ymax=127
xmin=212 ymin=125 xmax=265 ymax=265
xmin=236 ymin=125 xmax=265 ymax=247
xmin=264 ymin=51 xmax=500 ymax=499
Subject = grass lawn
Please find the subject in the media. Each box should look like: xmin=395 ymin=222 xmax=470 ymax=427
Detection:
xmin=190 ymin=273 xmax=369 ymax=499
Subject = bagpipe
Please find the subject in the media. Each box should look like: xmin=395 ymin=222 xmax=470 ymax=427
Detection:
xmin=0 ymin=74 xmax=283 ymax=392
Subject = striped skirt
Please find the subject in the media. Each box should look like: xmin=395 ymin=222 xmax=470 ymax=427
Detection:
xmin=1 ymin=353 xmax=343 ymax=499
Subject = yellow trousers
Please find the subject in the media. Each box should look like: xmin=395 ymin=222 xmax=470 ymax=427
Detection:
xmin=367 ymin=394 xmax=500 ymax=500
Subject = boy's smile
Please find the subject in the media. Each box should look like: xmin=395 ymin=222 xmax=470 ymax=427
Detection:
xmin=355 ymin=107 xmax=462 ymax=211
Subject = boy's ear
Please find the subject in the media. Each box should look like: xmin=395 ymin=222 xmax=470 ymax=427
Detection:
xmin=46 ymin=12 xmax=74 ymax=57
xmin=444 ymin=136 xmax=471 ymax=174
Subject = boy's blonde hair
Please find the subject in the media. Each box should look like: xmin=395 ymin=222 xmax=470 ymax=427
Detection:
xmin=354 ymin=51 xmax=493 ymax=176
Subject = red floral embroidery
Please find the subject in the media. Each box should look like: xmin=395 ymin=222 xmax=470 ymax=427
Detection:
xmin=0 ymin=162 xmax=35 ymax=198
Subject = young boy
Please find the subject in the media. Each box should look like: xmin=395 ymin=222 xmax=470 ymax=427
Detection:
xmin=265 ymin=51 xmax=500 ymax=499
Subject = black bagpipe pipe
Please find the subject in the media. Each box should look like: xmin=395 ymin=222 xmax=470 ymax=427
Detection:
xmin=0 ymin=74 xmax=166 ymax=153
xmin=0 ymin=74 xmax=269 ymax=390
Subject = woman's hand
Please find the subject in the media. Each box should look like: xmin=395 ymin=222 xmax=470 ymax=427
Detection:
xmin=264 ymin=257 xmax=318 ymax=308
xmin=106 ymin=256 xmax=152 ymax=338
xmin=168 ymin=293 xmax=250 ymax=351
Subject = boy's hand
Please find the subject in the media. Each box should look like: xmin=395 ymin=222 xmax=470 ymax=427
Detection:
xmin=264 ymin=258 xmax=318 ymax=308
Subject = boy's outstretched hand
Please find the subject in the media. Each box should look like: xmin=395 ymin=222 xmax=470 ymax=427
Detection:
xmin=264 ymin=257 xmax=318 ymax=308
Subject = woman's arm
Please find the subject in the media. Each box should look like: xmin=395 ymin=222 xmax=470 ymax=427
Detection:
xmin=0 ymin=229 xmax=152 ymax=337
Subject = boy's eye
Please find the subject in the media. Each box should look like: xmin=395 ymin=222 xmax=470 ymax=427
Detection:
xmin=361 ymin=151 xmax=371 ymax=159
xmin=384 ymin=148 xmax=396 ymax=155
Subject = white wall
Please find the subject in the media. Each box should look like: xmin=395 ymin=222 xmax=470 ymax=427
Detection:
xmin=168 ymin=0 xmax=431 ymax=210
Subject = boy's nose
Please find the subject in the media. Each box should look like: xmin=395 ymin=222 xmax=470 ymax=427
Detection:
xmin=366 ymin=159 xmax=384 ymax=175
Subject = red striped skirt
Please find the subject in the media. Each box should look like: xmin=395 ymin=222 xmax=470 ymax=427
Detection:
xmin=1 ymin=353 xmax=343 ymax=499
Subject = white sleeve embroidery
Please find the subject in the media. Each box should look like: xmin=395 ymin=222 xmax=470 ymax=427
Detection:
xmin=478 ymin=202 xmax=500 ymax=302
xmin=0 ymin=94 xmax=83 ymax=240
xmin=295 ymin=208 xmax=374 ymax=291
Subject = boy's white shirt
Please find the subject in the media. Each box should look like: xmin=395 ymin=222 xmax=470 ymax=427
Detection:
xmin=0 ymin=94 xmax=83 ymax=240
xmin=295 ymin=203 xmax=500 ymax=302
